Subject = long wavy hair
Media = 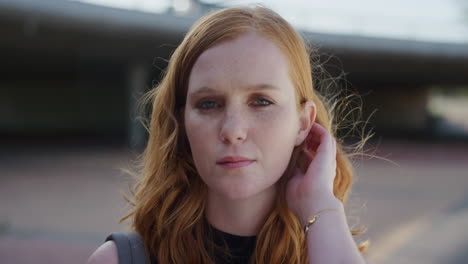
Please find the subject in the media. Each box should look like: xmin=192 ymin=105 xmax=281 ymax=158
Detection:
xmin=122 ymin=6 xmax=369 ymax=263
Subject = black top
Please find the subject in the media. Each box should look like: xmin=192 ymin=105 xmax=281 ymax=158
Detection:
xmin=209 ymin=225 xmax=257 ymax=264
xmin=106 ymin=226 xmax=257 ymax=264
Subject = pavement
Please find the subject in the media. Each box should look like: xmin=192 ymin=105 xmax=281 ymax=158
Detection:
xmin=1 ymin=139 xmax=467 ymax=263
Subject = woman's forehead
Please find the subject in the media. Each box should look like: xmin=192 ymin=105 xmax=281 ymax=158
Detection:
xmin=188 ymin=32 xmax=294 ymax=94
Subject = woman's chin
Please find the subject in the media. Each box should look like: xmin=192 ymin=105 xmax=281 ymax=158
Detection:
xmin=210 ymin=182 xmax=276 ymax=201
xmin=221 ymin=189 xmax=257 ymax=201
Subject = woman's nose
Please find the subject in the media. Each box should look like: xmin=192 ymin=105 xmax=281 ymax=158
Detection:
xmin=219 ymin=110 xmax=248 ymax=144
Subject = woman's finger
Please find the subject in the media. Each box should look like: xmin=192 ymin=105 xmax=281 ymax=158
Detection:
xmin=302 ymin=123 xmax=337 ymax=176
xmin=303 ymin=147 xmax=314 ymax=164
xmin=314 ymin=124 xmax=334 ymax=154
xmin=306 ymin=123 xmax=334 ymax=155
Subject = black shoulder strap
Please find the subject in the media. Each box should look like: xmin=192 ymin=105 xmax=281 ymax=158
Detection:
xmin=105 ymin=232 xmax=150 ymax=264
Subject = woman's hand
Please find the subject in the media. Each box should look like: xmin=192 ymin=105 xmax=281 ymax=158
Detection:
xmin=286 ymin=123 xmax=342 ymax=225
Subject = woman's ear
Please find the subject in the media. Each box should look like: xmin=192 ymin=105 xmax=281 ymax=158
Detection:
xmin=295 ymin=100 xmax=316 ymax=146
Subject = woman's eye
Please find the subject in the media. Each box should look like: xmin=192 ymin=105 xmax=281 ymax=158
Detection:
xmin=197 ymin=100 xmax=218 ymax=110
xmin=252 ymin=98 xmax=272 ymax=106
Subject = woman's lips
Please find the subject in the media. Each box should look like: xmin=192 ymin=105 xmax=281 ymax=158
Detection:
xmin=216 ymin=156 xmax=255 ymax=169
xmin=217 ymin=160 xmax=255 ymax=169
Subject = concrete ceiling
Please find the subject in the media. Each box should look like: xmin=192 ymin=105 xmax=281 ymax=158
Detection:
xmin=1 ymin=0 xmax=468 ymax=87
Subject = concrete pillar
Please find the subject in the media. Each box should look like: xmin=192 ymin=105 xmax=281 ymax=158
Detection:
xmin=127 ymin=62 xmax=149 ymax=151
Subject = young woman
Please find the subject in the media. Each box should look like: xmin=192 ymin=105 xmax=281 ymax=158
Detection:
xmin=88 ymin=6 xmax=369 ymax=264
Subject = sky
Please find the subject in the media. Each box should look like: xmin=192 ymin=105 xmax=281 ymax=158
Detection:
xmin=71 ymin=0 xmax=468 ymax=44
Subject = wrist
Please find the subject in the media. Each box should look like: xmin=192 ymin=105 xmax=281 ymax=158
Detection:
xmin=298 ymin=196 xmax=343 ymax=226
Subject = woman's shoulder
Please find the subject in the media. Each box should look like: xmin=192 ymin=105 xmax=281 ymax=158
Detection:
xmin=88 ymin=232 xmax=152 ymax=264
xmin=87 ymin=241 xmax=118 ymax=264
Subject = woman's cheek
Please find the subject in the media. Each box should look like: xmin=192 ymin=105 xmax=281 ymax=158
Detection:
xmin=186 ymin=111 xmax=214 ymax=133
xmin=255 ymin=107 xmax=295 ymax=132
xmin=186 ymin=112 xmax=221 ymax=155
xmin=256 ymin=107 xmax=299 ymax=151
xmin=185 ymin=113 xmax=207 ymax=151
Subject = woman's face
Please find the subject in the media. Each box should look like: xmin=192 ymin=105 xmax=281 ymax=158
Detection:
xmin=184 ymin=32 xmax=306 ymax=200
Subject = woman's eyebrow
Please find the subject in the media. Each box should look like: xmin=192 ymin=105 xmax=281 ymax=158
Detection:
xmin=245 ymin=84 xmax=280 ymax=92
xmin=188 ymin=86 xmax=218 ymax=98
xmin=188 ymin=84 xmax=279 ymax=98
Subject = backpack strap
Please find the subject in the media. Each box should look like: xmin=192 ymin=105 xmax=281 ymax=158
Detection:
xmin=105 ymin=232 xmax=150 ymax=264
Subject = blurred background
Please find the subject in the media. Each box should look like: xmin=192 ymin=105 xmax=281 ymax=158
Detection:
xmin=1 ymin=0 xmax=467 ymax=263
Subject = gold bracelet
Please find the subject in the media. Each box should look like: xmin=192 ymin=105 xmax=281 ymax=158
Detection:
xmin=304 ymin=208 xmax=339 ymax=233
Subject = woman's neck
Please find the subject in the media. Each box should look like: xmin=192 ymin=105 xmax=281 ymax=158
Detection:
xmin=205 ymin=184 xmax=277 ymax=236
